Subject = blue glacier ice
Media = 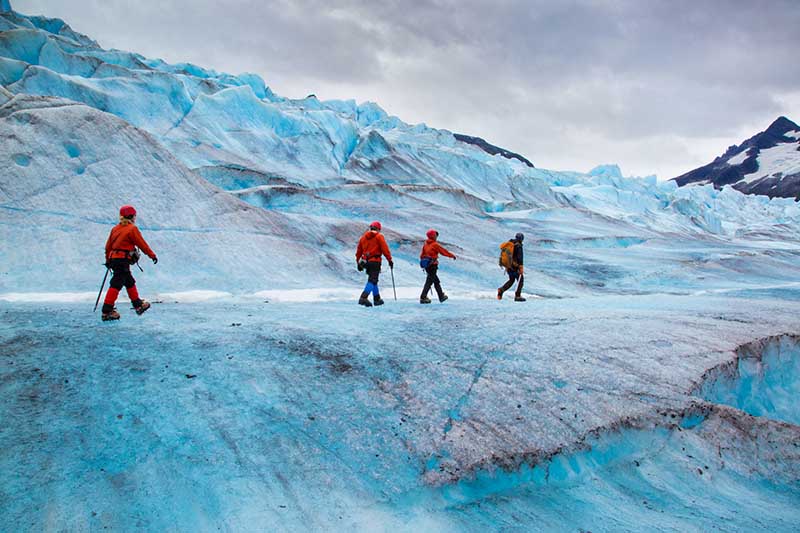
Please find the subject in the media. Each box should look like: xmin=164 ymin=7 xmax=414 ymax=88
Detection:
xmin=1 ymin=4 xmax=800 ymax=531
xmin=699 ymin=335 xmax=800 ymax=425
xmin=2 ymin=297 xmax=800 ymax=531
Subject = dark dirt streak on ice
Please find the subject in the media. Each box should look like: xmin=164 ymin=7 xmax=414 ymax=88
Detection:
xmin=441 ymin=359 xmax=488 ymax=440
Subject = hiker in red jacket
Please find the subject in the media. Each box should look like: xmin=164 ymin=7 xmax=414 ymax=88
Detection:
xmin=419 ymin=229 xmax=456 ymax=304
xmin=355 ymin=221 xmax=393 ymax=306
xmin=101 ymin=205 xmax=158 ymax=321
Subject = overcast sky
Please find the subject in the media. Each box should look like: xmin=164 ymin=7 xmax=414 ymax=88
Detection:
xmin=14 ymin=0 xmax=800 ymax=179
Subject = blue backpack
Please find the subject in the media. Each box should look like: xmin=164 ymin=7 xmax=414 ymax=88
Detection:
xmin=420 ymin=257 xmax=432 ymax=269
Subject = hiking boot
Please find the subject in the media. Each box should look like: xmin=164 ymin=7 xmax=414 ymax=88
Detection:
xmin=497 ymin=289 xmax=503 ymax=300
xmin=102 ymin=308 xmax=120 ymax=321
xmin=514 ymin=296 xmax=527 ymax=302
xmin=358 ymin=295 xmax=373 ymax=307
xmin=420 ymin=296 xmax=432 ymax=304
xmin=373 ymin=296 xmax=385 ymax=306
xmin=438 ymin=294 xmax=448 ymax=303
xmin=134 ymin=300 xmax=151 ymax=315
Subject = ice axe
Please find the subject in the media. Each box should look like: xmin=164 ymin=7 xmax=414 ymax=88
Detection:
xmin=93 ymin=266 xmax=110 ymax=312
xmin=390 ymin=264 xmax=397 ymax=301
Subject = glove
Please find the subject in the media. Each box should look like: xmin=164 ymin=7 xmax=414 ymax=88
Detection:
xmin=518 ymin=265 xmax=524 ymax=275
xmin=388 ymin=260 xmax=394 ymax=269
xmin=452 ymin=255 xmax=457 ymax=260
xmin=357 ymin=260 xmax=365 ymax=272
xmin=152 ymin=256 xmax=158 ymax=265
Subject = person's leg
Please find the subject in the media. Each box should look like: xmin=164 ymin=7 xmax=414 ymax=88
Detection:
xmin=421 ymin=265 xmax=435 ymax=300
xmin=125 ymin=269 xmax=152 ymax=314
xmin=101 ymin=260 xmax=125 ymax=318
xmin=368 ymin=262 xmax=384 ymax=304
xmin=431 ymin=265 xmax=446 ymax=301
xmin=361 ymin=262 xmax=381 ymax=305
xmin=498 ymin=269 xmax=516 ymax=296
xmin=359 ymin=276 xmax=373 ymax=306
xmin=122 ymin=267 xmax=141 ymax=307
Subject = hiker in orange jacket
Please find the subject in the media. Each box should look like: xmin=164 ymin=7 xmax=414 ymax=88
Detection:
xmin=101 ymin=205 xmax=158 ymax=321
xmin=356 ymin=221 xmax=393 ymax=306
xmin=419 ymin=229 xmax=456 ymax=304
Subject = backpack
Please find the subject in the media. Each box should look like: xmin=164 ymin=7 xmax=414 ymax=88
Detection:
xmin=499 ymin=241 xmax=515 ymax=269
xmin=127 ymin=248 xmax=141 ymax=265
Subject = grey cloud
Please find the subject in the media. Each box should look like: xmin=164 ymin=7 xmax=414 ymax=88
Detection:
xmin=13 ymin=0 xmax=800 ymax=178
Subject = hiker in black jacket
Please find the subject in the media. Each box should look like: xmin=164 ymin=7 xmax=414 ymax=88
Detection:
xmin=498 ymin=233 xmax=526 ymax=302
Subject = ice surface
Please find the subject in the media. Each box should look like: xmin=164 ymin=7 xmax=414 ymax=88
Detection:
xmin=2 ymin=7 xmax=800 ymax=530
xmin=2 ymin=295 xmax=800 ymax=530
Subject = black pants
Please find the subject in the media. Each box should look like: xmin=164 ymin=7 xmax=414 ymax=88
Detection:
xmin=365 ymin=261 xmax=381 ymax=285
xmin=101 ymin=258 xmax=140 ymax=313
xmin=108 ymin=258 xmax=136 ymax=290
xmin=499 ymin=268 xmax=523 ymax=297
xmin=421 ymin=263 xmax=444 ymax=300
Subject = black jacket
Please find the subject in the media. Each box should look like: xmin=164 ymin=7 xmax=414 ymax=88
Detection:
xmin=512 ymin=239 xmax=523 ymax=267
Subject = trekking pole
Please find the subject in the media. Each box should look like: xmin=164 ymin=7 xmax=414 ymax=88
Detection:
xmin=390 ymin=264 xmax=397 ymax=301
xmin=135 ymin=260 xmax=144 ymax=272
xmin=93 ymin=267 xmax=110 ymax=312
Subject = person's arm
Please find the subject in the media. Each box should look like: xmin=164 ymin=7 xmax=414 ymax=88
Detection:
xmin=132 ymin=226 xmax=157 ymax=260
xmin=356 ymin=237 xmax=363 ymax=262
xmin=104 ymin=229 xmax=114 ymax=260
xmin=436 ymin=243 xmax=456 ymax=259
xmin=380 ymin=234 xmax=393 ymax=264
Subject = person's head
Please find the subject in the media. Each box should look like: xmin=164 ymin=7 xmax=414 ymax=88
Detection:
xmin=426 ymin=229 xmax=439 ymax=240
xmin=515 ymin=232 xmax=524 ymax=242
xmin=119 ymin=204 xmax=136 ymax=224
xmin=369 ymin=221 xmax=382 ymax=232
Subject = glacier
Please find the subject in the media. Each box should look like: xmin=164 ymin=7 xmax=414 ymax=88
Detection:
xmin=1 ymin=3 xmax=800 ymax=531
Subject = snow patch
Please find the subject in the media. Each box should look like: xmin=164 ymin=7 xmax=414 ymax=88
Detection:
xmin=742 ymin=142 xmax=800 ymax=183
xmin=0 ymin=291 xmax=95 ymax=302
xmin=154 ymin=290 xmax=233 ymax=303
xmin=726 ymin=149 xmax=749 ymax=166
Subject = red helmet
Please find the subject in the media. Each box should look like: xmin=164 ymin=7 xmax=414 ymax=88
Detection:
xmin=119 ymin=205 xmax=137 ymax=218
xmin=369 ymin=221 xmax=382 ymax=231
xmin=426 ymin=229 xmax=438 ymax=239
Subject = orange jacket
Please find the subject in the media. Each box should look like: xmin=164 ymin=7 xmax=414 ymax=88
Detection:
xmin=356 ymin=230 xmax=392 ymax=263
xmin=420 ymin=239 xmax=455 ymax=264
xmin=105 ymin=221 xmax=156 ymax=260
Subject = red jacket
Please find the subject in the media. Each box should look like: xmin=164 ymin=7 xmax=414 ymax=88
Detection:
xmin=105 ymin=221 xmax=156 ymax=260
xmin=420 ymin=239 xmax=455 ymax=265
xmin=356 ymin=230 xmax=392 ymax=263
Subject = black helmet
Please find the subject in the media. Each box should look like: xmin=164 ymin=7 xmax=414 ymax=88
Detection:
xmin=515 ymin=232 xmax=524 ymax=242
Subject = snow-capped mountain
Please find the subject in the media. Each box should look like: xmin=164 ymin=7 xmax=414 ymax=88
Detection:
xmin=673 ymin=116 xmax=800 ymax=199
